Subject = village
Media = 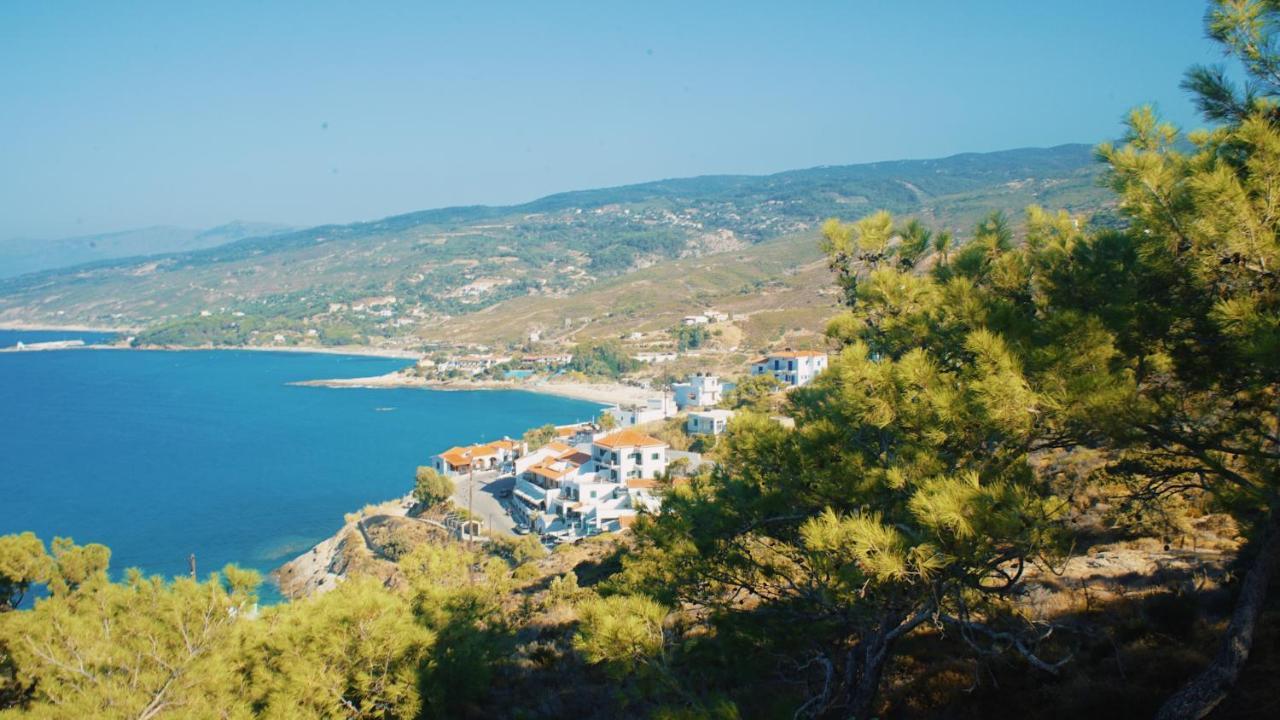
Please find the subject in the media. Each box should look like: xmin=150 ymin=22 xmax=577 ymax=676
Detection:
xmin=423 ymin=347 xmax=830 ymax=544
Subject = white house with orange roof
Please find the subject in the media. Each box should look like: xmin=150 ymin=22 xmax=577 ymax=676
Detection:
xmin=750 ymin=349 xmax=828 ymax=387
xmin=431 ymin=438 xmax=525 ymax=476
xmin=511 ymin=428 xmax=671 ymax=538
xmin=590 ymin=428 xmax=668 ymax=482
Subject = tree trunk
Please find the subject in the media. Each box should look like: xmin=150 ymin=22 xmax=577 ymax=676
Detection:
xmin=846 ymin=635 xmax=891 ymax=720
xmin=1156 ymin=509 xmax=1280 ymax=720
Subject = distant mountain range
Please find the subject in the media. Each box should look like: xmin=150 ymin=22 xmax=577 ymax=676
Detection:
xmin=0 ymin=221 xmax=294 ymax=278
xmin=0 ymin=144 xmax=1113 ymax=346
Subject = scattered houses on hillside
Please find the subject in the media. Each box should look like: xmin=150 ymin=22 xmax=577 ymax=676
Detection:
xmin=750 ymin=349 xmax=828 ymax=387
xmin=633 ymin=351 xmax=678 ymax=364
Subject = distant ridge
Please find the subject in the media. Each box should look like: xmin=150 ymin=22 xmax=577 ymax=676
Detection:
xmin=0 ymin=221 xmax=293 ymax=278
xmin=0 ymin=143 xmax=1109 ymax=342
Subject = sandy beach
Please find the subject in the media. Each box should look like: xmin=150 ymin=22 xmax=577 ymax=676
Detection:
xmin=293 ymin=370 xmax=652 ymax=406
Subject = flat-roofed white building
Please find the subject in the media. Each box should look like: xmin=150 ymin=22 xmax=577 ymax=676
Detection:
xmin=672 ymin=373 xmax=722 ymax=409
xmin=750 ymin=349 xmax=828 ymax=387
xmin=687 ymin=409 xmax=735 ymax=435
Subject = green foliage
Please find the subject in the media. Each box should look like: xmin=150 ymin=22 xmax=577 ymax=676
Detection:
xmin=46 ymin=537 xmax=110 ymax=597
xmin=672 ymin=324 xmax=709 ymax=351
xmin=0 ymin=547 xmax=258 ymax=718
xmin=566 ymin=340 xmax=640 ymax=379
xmin=0 ymin=534 xmax=49 ymax=612
xmin=521 ymin=423 xmax=557 ymax=451
xmin=396 ymin=542 xmax=511 ymax=716
xmin=243 ymin=577 xmax=431 ymax=718
xmin=718 ymin=373 xmax=782 ymax=413
xmin=572 ymin=594 xmax=669 ymax=676
xmin=413 ymin=467 xmax=454 ymax=508
xmin=489 ymin=534 xmax=547 ymax=567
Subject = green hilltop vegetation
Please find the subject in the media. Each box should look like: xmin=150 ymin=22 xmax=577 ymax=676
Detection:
xmin=0 ymin=144 xmax=1110 ymax=348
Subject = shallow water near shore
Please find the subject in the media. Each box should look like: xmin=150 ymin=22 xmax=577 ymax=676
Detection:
xmin=0 ymin=331 xmax=602 ymax=603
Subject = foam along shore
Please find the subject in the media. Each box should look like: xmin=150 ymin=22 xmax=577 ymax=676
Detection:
xmin=292 ymin=370 xmax=651 ymax=406
xmin=0 ymin=339 xmax=91 ymax=352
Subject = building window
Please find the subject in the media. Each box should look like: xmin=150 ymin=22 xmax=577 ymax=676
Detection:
xmin=651 ymin=453 xmax=660 ymax=460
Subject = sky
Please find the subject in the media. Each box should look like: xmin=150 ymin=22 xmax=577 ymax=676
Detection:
xmin=0 ymin=0 xmax=1226 ymax=241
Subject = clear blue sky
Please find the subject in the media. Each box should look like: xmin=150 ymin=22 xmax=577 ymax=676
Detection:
xmin=0 ymin=0 xmax=1224 ymax=240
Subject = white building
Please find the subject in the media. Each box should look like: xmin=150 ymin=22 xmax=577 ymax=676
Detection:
xmin=750 ymin=349 xmax=829 ymax=387
xmin=432 ymin=438 xmax=524 ymax=476
xmin=682 ymin=315 xmax=710 ymax=325
xmin=633 ymin=351 xmax=678 ymax=364
xmin=672 ymin=373 xmax=722 ymax=409
xmin=441 ymin=354 xmax=512 ymax=376
xmin=607 ymin=396 xmax=677 ymax=427
xmin=591 ymin=428 xmax=668 ymax=482
xmin=687 ymin=409 xmax=735 ymax=436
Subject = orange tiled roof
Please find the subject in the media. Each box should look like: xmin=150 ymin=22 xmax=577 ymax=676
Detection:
xmin=438 ymin=446 xmax=471 ymax=465
xmin=626 ymin=478 xmax=661 ymax=490
xmin=529 ymin=462 xmax=575 ymax=481
xmin=543 ymin=440 xmax=573 ymax=454
xmin=594 ymin=428 xmax=667 ymax=449
xmin=438 ymin=442 xmax=502 ymax=466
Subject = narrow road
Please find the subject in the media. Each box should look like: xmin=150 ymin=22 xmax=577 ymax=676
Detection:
xmin=449 ymin=469 xmax=518 ymax=535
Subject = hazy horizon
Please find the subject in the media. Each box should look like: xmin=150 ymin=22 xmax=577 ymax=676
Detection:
xmin=2 ymin=1 xmax=1223 ymax=241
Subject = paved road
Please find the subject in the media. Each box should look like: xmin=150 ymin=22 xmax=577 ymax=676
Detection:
xmin=449 ymin=470 xmax=518 ymax=535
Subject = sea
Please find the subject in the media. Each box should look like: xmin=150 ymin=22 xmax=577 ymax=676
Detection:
xmin=0 ymin=329 xmax=603 ymax=602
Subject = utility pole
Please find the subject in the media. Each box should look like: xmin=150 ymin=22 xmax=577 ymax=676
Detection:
xmin=467 ymin=462 xmax=475 ymax=550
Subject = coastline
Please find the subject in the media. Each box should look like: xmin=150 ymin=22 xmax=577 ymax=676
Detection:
xmin=0 ymin=336 xmax=422 ymax=362
xmin=0 ymin=321 xmax=137 ymax=333
xmin=3 ymin=328 xmax=643 ymax=403
xmin=293 ymin=370 xmax=648 ymax=406
xmin=134 ymin=343 xmax=424 ymax=360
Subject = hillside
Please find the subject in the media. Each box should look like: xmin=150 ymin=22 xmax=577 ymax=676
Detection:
xmin=0 ymin=221 xmax=292 ymax=279
xmin=0 ymin=144 xmax=1111 ymax=347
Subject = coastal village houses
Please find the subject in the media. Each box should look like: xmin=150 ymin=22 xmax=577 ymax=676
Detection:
xmin=432 ymin=438 xmax=525 ymax=475
xmin=750 ymin=349 xmax=829 ymax=387
xmin=441 ymin=354 xmax=512 ymax=376
xmin=512 ymin=428 xmax=669 ymax=539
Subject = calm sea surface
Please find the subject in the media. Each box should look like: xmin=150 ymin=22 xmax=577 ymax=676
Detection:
xmin=0 ymin=330 xmax=601 ymax=600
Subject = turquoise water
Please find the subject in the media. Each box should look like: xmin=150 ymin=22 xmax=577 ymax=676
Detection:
xmin=0 ymin=331 xmax=602 ymax=600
